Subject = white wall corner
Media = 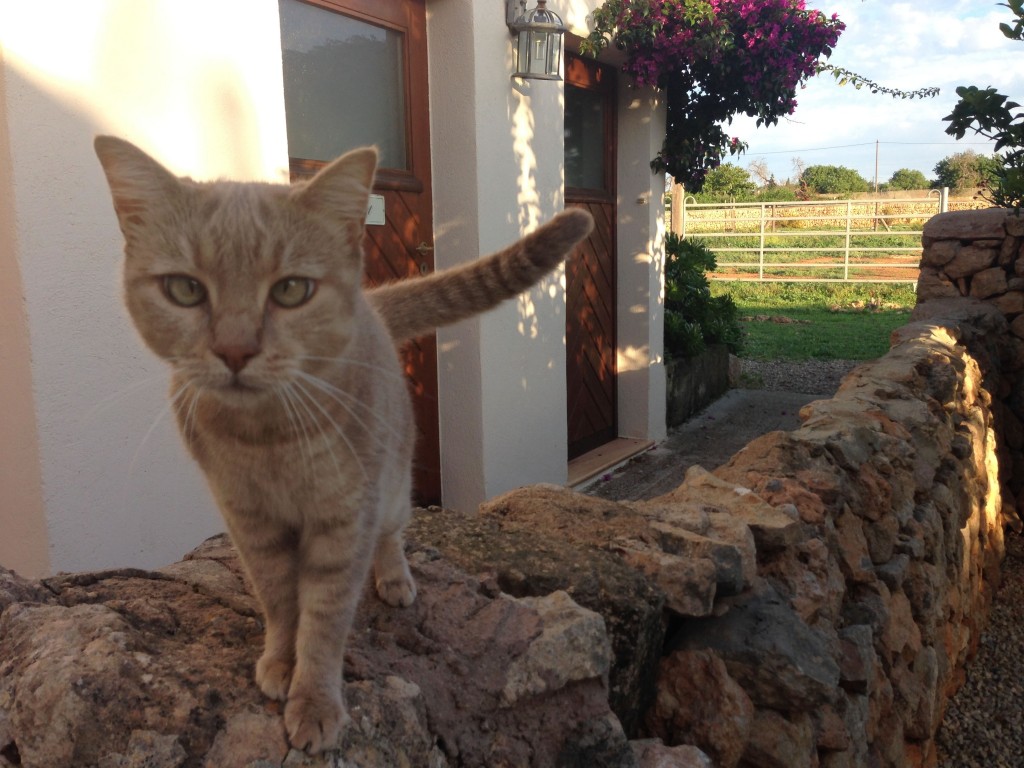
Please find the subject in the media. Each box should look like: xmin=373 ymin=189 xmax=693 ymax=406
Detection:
xmin=615 ymin=86 xmax=667 ymax=443
xmin=0 ymin=52 xmax=51 ymax=577
xmin=429 ymin=0 xmax=568 ymax=513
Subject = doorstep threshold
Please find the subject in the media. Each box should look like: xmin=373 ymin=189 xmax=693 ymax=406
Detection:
xmin=568 ymin=437 xmax=655 ymax=490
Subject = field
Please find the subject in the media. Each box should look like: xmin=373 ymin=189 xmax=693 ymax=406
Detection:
xmin=712 ymin=282 xmax=918 ymax=360
xmin=676 ymin=197 xmax=989 ymax=282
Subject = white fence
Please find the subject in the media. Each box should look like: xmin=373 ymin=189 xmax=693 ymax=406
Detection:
xmin=669 ymin=190 xmax=963 ymax=283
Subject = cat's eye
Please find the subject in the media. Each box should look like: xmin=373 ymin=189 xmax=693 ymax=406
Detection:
xmin=162 ymin=275 xmax=207 ymax=307
xmin=270 ymin=277 xmax=316 ymax=308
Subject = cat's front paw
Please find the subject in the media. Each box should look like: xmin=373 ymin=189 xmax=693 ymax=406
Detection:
xmin=284 ymin=690 xmax=350 ymax=754
xmin=255 ymin=654 xmax=293 ymax=701
xmin=375 ymin=572 xmax=417 ymax=607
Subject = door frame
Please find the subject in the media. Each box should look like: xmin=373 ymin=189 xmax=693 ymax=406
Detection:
xmin=564 ymin=49 xmax=619 ymax=460
xmin=280 ymin=0 xmax=441 ymax=502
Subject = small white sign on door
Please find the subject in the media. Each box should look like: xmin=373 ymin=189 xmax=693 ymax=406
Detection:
xmin=366 ymin=194 xmax=385 ymax=226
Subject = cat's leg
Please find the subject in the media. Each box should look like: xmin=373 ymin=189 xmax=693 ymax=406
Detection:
xmin=226 ymin=520 xmax=300 ymax=701
xmin=284 ymin=522 xmax=371 ymax=753
xmin=373 ymin=475 xmax=416 ymax=607
xmin=373 ymin=528 xmax=416 ymax=607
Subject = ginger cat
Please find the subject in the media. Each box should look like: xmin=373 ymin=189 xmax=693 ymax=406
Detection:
xmin=93 ymin=136 xmax=593 ymax=753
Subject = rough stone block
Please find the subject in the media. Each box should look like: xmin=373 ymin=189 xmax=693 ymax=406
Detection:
xmin=501 ymin=590 xmax=612 ymax=706
xmin=922 ymin=208 xmax=1009 ymax=240
xmin=916 ymin=267 xmax=961 ymax=300
xmin=631 ymin=739 xmax=714 ymax=768
xmin=408 ymin=505 xmax=664 ymax=738
xmin=921 ymin=239 xmax=958 ymax=267
xmin=992 ymin=290 xmax=1024 ymax=315
xmin=969 ymin=266 xmax=1009 ymax=299
xmin=673 ymin=586 xmax=840 ymax=712
xmin=740 ymin=709 xmax=815 ymax=768
xmin=644 ymin=649 xmax=753 ymax=768
xmin=1006 ymin=212 xmax=1024 ymax=236
xmin=943 ymin=244 xmax=998 ymax=279
xmin=650 ymin=465 xmax=804 ymax=553
xmin=837 ymin=624 xmax=876 ymax=694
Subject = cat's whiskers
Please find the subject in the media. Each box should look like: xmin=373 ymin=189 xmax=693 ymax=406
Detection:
xmin=275 ymin=382 xmax=316 ymax=473
xmin=296 ymin=355 xmax=408 ymax=382
xmin=81 ymin=372 xmax=171 ymax=425
xmin=177 ymin=383 xmax=203 ymax=448
xmin=290 ymin=378 xmax=368 ymax=483
xmin=292 ymin=370 xmax=402 ymax=447
xmin=121 ymin=382 xmax=193 ymax=509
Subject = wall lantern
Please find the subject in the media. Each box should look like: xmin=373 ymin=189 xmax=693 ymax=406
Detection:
xmin=506 ymin=0 xmax=567 ymax=81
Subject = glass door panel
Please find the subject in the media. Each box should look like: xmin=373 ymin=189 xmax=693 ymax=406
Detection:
xmin=279 ymin=0 xmax=407 ymax=170
xmin=565 ymin=85 xmax=606 ymax=191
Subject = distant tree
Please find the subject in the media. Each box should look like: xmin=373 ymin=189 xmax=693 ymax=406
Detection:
xmin=698 ymin=163 xmax=757 ymax=200
xmin=748 ymin=158 xmax=772 ymax=186
xmin=801 ymin=164 xmax=870 ymax=194
xmin=791 ymin=156 xmax=806 ymax=182
xmin=932 ymin=150 xmax=1001 ymax=191
xmin=887 ymin=168 xmax=930 ymax=190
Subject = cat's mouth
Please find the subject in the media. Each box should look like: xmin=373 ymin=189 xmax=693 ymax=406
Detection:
xmin=212 ymin=373 xmax=265 ymax=397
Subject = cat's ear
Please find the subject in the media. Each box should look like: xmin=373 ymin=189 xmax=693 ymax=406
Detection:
xmin=94 ymin=136 xmax=184 ymax=241
xmin=293 ymin=147 xmax=378 ymax=223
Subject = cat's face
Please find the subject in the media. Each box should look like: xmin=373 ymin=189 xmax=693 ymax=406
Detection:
xmin=94 ymin=138 xmax=377 ymax=402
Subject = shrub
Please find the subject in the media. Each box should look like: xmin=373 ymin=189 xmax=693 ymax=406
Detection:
xmin=888 ymin=168 xmax=930 ymax=190
xmin=801 ymin=164 xmax=870 ymax=194
xmin=664 ymin=234 xmax=742 ymax=359
xmin=932 ymin=150 xmax=1001 ymax=193
xmin=755 ymin=186 xmax=798 ymax=202
xmin=696 ymin=163 xmax=758 ymax=201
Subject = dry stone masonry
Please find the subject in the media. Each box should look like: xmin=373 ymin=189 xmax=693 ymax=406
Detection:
xmin=0 ymin=208 xmax=1020 ymax=767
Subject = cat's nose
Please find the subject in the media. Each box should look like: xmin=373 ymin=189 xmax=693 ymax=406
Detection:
xmin=214 ymin=344 xmax=259 ymax=373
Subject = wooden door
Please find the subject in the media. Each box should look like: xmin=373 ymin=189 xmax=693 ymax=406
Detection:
xmin=279 ymin=0 xmax=440 ymax=502
xmin=565 ymin=53 xmax=617 ymax=460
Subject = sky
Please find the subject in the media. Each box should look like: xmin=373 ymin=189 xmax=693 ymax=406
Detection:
xmin=727 ymin=0 xmax=1023 ymax=187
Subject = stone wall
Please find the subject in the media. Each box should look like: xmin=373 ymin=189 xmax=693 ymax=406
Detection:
xmin=0 ymin=209 xmax=1020 ymax=767
xmin=666 ymin=344 xmax=731 ymax=427
xmin=918 ymin=208 xmax=1024 ymax=518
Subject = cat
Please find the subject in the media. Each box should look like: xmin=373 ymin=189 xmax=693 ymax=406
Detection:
xmin=93 ymin=135 xmax=593 ymax=753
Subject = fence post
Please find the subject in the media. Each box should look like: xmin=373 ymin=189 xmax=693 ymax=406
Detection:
xmin=940 ymin=187 xmax=949 ymax=213
xmin=759 ymin=203 xmax=766 ymax=281
xmin=671 ymin=182 xmax=685 ymax=235
xmin=844 ymin=200 xmax=852 ymax=281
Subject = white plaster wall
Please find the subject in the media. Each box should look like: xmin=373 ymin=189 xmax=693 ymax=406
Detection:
xmin=0 ymin=1 xmax=290 ymax=574
xmin=616 ymin=90 xmax=668 ymax=443
xmin=428 ymin=0 xmax=666 ymax=512
xmin=428 ymin=0 xmax=569 ymax=513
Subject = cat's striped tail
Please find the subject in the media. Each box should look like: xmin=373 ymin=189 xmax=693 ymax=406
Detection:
xmin=368 ymin=209 xmax=594 ymax=343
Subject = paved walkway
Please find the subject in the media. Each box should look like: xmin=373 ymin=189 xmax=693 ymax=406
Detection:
xmin=584 ymin=389 xmax=824 ymax=501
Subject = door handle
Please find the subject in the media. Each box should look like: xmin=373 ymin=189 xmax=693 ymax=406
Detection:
xmin=415 ymin=242 xmax=433 ymax=274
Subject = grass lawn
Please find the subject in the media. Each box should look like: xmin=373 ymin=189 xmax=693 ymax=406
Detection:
xmin=711 ymin=282 xmax=918 ymax=361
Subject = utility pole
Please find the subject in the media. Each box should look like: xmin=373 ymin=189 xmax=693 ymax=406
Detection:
xmin=873 ymin=140 xmax=880 ymax=231
xmin=874 ymin=139 xmax=879 ymax=195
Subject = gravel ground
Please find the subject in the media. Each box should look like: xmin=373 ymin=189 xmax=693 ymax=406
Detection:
xmin=744 ymin=358 xmax=1024 ymax=766
xmin=738 ymin=357 xmax=860 ymax=395
xmin=936 ymin=531 xmax=1024 ymax=767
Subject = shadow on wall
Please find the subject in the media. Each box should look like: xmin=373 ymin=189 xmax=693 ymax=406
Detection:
xmin=0 ymin=0 xmax=282 ymax=575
